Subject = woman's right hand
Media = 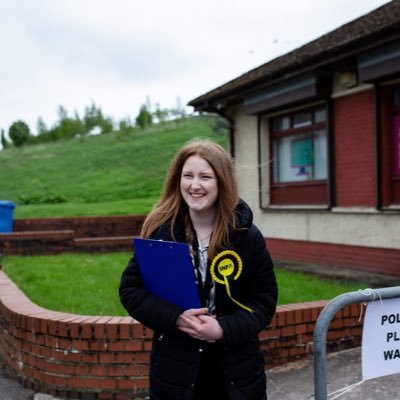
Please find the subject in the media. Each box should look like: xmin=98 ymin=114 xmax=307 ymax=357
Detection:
xmin=176 ymin=308 xmax=209 ymax=328
xmin=176 ymin=308 xmax=223 ymax=341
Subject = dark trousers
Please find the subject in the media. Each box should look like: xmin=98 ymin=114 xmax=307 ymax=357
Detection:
xmin=193 ymin=342 xmax=230 ymax=400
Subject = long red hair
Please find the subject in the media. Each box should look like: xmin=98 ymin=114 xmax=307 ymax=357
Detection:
xmin=140 ymin=138 xmax=239 ymax=259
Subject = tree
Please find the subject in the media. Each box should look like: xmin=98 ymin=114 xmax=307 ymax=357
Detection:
xmin=36 ymin=117 xmax=48 ymax=135
xmin=49 ymin=106 xmax=85 ymax=140
xmin=57 ymin=105 xmax=68 ymax=121
xmin=135 ymin=104 xmax=153 ymax=130
xmin=170 ymin=97 xmax=187 ymax=121
xmin=83 ymin=101 xmax=113 ymax=134
xmin=8 ymin=120 xmax=31 ymax=147
xmin=153 ymin=103 xmax=169 ymax=125
xmin=1 ymin=129 xmax=9 ymax=149
xmin=99 ymin=117 xmax=114 ymax=134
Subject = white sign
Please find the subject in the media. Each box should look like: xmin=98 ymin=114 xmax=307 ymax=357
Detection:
xmin=362 ymin=298 xmax=400 ymax=380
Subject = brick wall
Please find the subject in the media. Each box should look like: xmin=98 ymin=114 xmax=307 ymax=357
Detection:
xmin=0 ymin=270 xmax=363 ymax=399
xmin=0 ymin=216 xmax=146 ymax=255
xmin=268 ymin=238 xmax=400 ymax=276
xmin=334 ymin=90 xmax=376 ymax=207
xmin=13 ymin=216 xmax=146 ymax=238
xmin=3 ymin=216 xmax=400 ymax=277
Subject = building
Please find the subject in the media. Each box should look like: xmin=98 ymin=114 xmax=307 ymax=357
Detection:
xmin=189 ymin=1 xmax=400 ymax=276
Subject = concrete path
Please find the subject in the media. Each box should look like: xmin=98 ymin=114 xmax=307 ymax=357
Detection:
xmin=1 ymin=347 xmax=399 ymax=399
xmin=0 ymin=354 xmax=34 ymax=400
xmin=268 ymin=347 xmax=400 ymax=400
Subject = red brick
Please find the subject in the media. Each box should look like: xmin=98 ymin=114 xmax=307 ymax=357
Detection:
xmin=114 ymin=393 xmax=134 ymax=400
xmin=81 ymin=353 xmax=98 ymax=363
xmin=143 ymin=340 xmax=152 ymax=351
xmin=119 ymin=321 xmax=131 ymax=339
xmin=98 ymin=378 xmax=117 ymax=390
xmin=53 ymin=375 xmax=67 ymax=387
xmin=80 ymin=323 xmax=92 ymax=339
xmin=107 ymin=365 xmax=124 ymax=377
xmin=68 ymin=376 xmax=86 ymax=389
xmin=125 ymin=340 xmax=143 ymax=352
xmin=84 ymin=377 xmax=101 ymax=389
xmin=72 ymin=340 xmax=89 ymax=351
xmin=89 ymin=341 xmax=108 ymax=351
xmin=107 ymin=341 xmax=125 ymax=351
xmin=125 ymin=365 xmax=144 ymax=377
xmin=117 ymin=379 xmax=134 ymax=390
xmin=90 ymin=365 xmax=107 ymax=376
xmin=281 ymin=326 xmax=296 ymax=337
xmin=58 ymin=338 xmax=73 ymax=350
xmin=131 ymin=352 xmax=150 ymax=364
xmin=74 ymin=364 xmax=90 ymax=375
xmin=106 ymin=318 xmax=121 ymax=339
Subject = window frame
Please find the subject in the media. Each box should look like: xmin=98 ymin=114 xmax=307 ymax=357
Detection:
xmin=267 ymin=105 xmax=330 ymax=206
xmin=383 ymin=84 xmax=400 ymax=208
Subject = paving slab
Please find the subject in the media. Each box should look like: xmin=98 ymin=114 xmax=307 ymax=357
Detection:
xmin=268 ymin=347 xmax=400 ymax=400
xmin=0 ymin=355 xmax=34 ymax=400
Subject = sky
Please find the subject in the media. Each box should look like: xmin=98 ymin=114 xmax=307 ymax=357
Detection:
xmin=0 ymin=0 xmax=391 ymax=136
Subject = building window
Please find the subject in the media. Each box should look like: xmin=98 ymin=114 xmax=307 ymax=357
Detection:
xmin=391 ymin=87 xmax=400 ymax=205
xmin=378 ymin=85 xmax=400 ymax=208
xmin=269 ymin=106 xmax=329 ymax=205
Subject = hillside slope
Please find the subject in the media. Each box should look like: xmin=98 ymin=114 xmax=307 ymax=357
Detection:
xmin=0 ymin=117 xmax=227 ymax=218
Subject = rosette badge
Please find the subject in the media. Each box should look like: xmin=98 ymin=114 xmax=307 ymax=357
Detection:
xmin=210 ymin=250 xmax=254 ymax=313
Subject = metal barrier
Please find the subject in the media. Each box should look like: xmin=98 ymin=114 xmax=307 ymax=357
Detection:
xmin=313 ymin=286 xmax=400 ymax=400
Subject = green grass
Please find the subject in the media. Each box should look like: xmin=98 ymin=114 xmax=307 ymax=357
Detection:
xmin=0 ymin=117 xmax=227 ymax=218
xmin=2 ymin=253 xmax=131 ymax=316
xmin=0 ymin=122 xmax=374 ymax=312
xmin=1 ymin=253 xmax=372 ymax=316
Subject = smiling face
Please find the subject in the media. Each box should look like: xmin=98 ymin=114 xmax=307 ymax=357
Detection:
xmin=180 ymin=155 xmax=219 ymax=218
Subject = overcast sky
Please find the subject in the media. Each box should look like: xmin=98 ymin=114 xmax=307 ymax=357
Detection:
xmin=0 ymin=0 xmax=391 ymax=135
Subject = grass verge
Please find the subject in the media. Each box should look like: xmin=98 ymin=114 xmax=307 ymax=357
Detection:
xmin=2 ymin=253 xmax=372 ymax=316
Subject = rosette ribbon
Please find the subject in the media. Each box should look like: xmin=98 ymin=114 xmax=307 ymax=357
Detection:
xmin=210 ymin=250 xmax=254 ymax=313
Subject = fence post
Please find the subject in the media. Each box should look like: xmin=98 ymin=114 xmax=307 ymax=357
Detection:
xmin=313 ymin=286 xmax=400 ymax=400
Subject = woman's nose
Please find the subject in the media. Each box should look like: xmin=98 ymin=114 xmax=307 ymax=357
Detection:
xmin=191 ymin=177 xmax=201 ymax=188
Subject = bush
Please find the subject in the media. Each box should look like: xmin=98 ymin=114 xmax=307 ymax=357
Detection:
xmin=18 ymin=193 xmax=68 ymax=205
xmin=135 ymin=105 xmax=153 ymax=129
xmin=9 ymin=120 xmax=31 ymax=147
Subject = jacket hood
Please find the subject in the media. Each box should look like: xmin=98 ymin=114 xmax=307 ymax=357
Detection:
xmin=152 ymin=198 xmax=254 ymax=244
xmin=233 ymin=198 xmax=253 ymax=230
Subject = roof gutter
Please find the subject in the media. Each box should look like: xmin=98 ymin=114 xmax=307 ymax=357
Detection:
xmin=189 ymin=29 xmax=400 ymax=112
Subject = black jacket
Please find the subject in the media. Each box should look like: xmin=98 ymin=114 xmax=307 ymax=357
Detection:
xmin=119 ymin=201 xmax=278 ymax=399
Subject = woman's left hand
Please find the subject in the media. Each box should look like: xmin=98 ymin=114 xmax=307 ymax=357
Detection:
xmin=177 ymin=313 xmax=223 ymax=341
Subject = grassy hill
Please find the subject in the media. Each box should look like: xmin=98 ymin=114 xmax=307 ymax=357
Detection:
xmin=0 ymin=116 xmax=227 ymax=218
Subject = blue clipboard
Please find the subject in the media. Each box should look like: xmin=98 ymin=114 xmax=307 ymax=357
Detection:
xmin=133 ymin=238 xmax=201 ymax=310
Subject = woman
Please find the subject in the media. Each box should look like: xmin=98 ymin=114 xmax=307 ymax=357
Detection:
xmin=119 ymin=138 xmax=278 ymax=400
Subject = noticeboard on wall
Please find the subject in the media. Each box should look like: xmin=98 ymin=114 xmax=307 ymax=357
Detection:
xmin=291 ymin=137 xmax=313 ymax=176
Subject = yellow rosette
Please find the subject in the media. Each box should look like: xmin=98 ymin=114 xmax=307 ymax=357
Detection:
xmin=210 ymin=250 xmax=254 ymax=313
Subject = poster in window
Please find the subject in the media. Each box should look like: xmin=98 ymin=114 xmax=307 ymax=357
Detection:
xmin=291 ymin=137 xmax=313 ymax=176
xmin=395 ymin=116 xmax=400 ymax=176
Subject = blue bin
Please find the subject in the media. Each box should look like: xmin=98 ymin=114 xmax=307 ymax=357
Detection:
xmin=0 ymin=201 xmax=16 ymax=232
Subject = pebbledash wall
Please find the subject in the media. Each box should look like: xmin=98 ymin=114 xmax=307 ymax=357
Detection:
xmin=0 ymin=270 xmax=363 ymax=399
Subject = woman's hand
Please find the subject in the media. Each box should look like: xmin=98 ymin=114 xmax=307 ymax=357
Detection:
xmin=176 ymin=308 xmax=208 ymax=328
xmin=177 ymin=308 xmax=223 ymax=341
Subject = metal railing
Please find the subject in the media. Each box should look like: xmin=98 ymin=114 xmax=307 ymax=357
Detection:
xmin=313 ymin=286 xmax=400 ymax=400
